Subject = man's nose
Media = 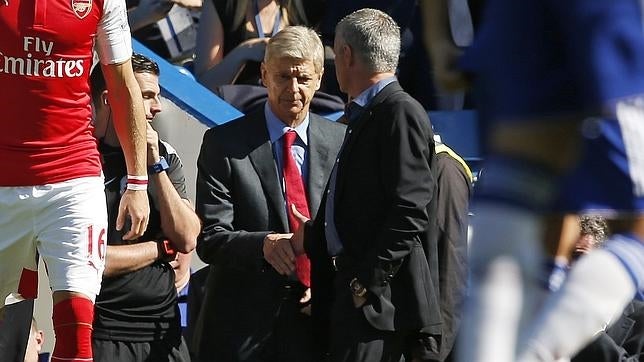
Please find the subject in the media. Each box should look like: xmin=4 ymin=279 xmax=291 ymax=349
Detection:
xmin=149 ymin=97 xmax=162 ymax=117
xmin=288 ymin=77 xmax=299 ymax=92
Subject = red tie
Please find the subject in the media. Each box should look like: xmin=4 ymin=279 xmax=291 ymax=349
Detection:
xmin=282 ymin=130 xmax=311 ymax=287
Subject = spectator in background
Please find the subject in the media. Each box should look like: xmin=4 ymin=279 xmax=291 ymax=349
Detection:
xmin=194 ymin=0 xmax=312 ymax=88
xmin=194 ymin=26 xmax=345 ymax=361
xmin=194 ymin=0 xmax=344 ymax=115
xmin=547 ymin=215 xmax=609 ymax=292
xmin=290 ymin=9 xmax=441 ymax=361
xmin=316 ymin=1 xmax=442 ymax=109
xmin=127 ymin=0 xmax=202 ymax=61
xmin=23 ymin=318 xmax=45 ymax=362
xmin=420 ymin=0 xmax=475 ymax=110
xmin=90 ymin=53 xmax=200 ymax=362
xmin=424 ymin=0 xmax=644 ymax=360
xmin=432 ymin=138 xmax=473 ymax=361
xmin=571 ymin=215 xmax=609 ymax=261
xmin=547 ymin=214 xmax=643 ymax=362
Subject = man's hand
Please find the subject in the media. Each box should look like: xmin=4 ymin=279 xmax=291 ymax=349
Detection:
xmin=146 ymin=123 xmax=160 ymax=165
xmin=290 ymin=204 xmax=309 ymax=256
xmin=263 ymin=233 xmax=295 ymax=275
xmin=116 ymin=190 xmax=150 ymax=240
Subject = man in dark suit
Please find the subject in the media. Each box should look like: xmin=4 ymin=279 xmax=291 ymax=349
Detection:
xmin=291 ymin=8 xmax=441 ymax=362
xmin=193 ymin=26 xmax=346 ymax=362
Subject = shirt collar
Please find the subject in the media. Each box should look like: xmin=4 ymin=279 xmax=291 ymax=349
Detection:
xmin=264 ymin=103 xmax=309 ymax=145
xmin=351 ymin=76 xmax=397 ymax=108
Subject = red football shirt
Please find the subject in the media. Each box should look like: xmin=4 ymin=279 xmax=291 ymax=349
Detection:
xmin=0 ymin=0 xmax=131 ymax=186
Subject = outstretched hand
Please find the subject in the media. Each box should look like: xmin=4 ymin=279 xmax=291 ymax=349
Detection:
xmin=290 ymin=204 xmax=309 ymax=256
xmin=263 ymin=233 xmax=295 ymax=275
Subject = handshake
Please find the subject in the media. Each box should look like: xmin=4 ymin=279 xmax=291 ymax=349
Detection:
xmin=262 ymin=205 xmax=308 ymax=276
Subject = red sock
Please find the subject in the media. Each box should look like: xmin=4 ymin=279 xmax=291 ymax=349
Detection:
xmin=52 ymin=297 xmax=94 ymax=361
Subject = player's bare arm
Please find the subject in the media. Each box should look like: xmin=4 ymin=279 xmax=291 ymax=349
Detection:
xmin=101 ymin=59 xmax=150 ymax=240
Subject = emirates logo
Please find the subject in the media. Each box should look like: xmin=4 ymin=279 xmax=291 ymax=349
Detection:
xmin=71 ymin=0 xmax=92 ymax=19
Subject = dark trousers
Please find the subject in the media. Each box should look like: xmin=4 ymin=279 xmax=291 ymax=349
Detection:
xmin=92 ymin=336 xmax=190 ymax=362
xmin=197 ymin=283 xmax=313 ymax=362
xmin=259 ymin=283 xmax=313 ymax=362
xmin=327 ymin=283 xmax=407 ymax=362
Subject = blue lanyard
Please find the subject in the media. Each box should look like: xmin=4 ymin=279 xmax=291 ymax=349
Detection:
xmin=253 ymin=0 xmax=282 ymax=39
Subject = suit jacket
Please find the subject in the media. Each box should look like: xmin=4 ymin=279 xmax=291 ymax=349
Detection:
xmin=430 ymin=146 xmax=473 ymax=361
xmin=193 ymin=108 xmax=346 ymax=359
xmin=572 ymin=300 xmax=644 ymax=362
xmin=304 ymin=82 xmax=442 ymax=353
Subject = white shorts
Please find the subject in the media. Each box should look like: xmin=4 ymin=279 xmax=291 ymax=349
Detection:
xmin=0 ymin=176 xmax=107 ymax=307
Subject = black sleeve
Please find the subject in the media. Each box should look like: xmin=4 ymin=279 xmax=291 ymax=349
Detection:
xmin=161 ymin=141 xmax=189 ymax=200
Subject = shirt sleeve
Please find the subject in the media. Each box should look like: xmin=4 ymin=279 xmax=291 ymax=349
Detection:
xmin=161 ymin=141 xmax=189 ymax=200
xmin=95 ymin=0 xmax=132 ymax=65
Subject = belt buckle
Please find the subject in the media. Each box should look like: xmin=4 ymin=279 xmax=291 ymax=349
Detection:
xmin=331 ymin=255 xmax=340 ymax=271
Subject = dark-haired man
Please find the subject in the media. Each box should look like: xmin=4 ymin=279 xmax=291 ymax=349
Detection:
xmin=90 ymin=53 xmax=200 ymax=362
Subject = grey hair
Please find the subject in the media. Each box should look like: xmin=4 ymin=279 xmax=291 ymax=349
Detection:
xmin=264 ymin=25 xmax=324 ymax=73
xmin=335 ymin=8 xmax=400 ymax=73
xmin=579 ymin=214 xmax=609 ymax=246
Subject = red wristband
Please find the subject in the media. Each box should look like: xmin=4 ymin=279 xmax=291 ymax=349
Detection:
xmin=161 ymin=239 xmax=176 ymax=257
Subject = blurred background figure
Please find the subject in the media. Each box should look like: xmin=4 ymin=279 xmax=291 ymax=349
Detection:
xmin=127 ymin=0 xmax=202 ymax=62
xmin=547 ymin=215 xmax=644 ymax=362
xmin=193 ymin=0 xmax=344 ymax=114
xmin=194 ymin=0 xmax=313 ymax=88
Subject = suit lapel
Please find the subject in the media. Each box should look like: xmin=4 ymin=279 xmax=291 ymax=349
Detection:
xmin=349 ymin=82 xmax=401 ymax=146
xmin=247 ymin=113 xmax=289 ymax=232
xmin=307 ymin=115 xmax=336 ymax=220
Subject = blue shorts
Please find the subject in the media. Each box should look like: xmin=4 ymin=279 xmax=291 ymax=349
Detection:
xmin=461 ymin=0 xmax=644 ymax=123
xmin=556 ymin=117 xmax=644 ymax=214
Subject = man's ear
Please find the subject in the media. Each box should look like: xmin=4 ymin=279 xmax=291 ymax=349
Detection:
xmin=343 ymin=44 xmax=354 ymax=67
xmin=35 ymin=330 xmax=44 ymax=352
xmin=315 ymin=68 xmax=324 ymax=91
xmin=260 ymin=62 xmax=268 ymax=87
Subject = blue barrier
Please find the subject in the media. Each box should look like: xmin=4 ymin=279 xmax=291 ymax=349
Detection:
xmin=133 ymin=39 xmax=481 ymax=161
xmin=430 ymin=110 xmax=480 ymax=161
xmin=133 ymin=39 xmax=242 ymax=127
